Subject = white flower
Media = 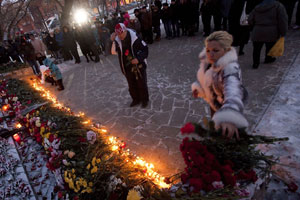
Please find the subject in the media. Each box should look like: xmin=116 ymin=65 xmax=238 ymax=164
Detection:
xmin=86 ymin=131 xmax=97 ymax=144
xmin=12 ymin=97 xmax=18 ymax=102
xmin=212 ymin=181 xmax=224 ymax=189
xmin=62 ymin=159 xmax=70 ymax=166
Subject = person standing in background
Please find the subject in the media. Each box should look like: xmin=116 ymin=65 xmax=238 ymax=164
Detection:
xmin=248 ymin=0 xmax=288 ymax=69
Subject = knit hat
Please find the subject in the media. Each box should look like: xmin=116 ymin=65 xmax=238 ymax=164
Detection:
xmin=115 ymin=23 xmax=127 ymax=35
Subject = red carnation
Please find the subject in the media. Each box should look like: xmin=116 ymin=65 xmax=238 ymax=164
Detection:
xmin=49 ymin=134 xmax=55 ymax=143
xmin=189 ymin=178 xmax=203 ymax=193
xmin=124 ymin=49 xmax=130 ymax=56
xmin=180 ymin=123 xmax=195 ymax=134
xmin=237 ymin=170 xmax=248 ymax=180
xmin=210 ymin=171 xmax=221 ymax=182
xmin=58 ymin=191 xmax=63 ymax=199
xmin=221 ymin=165 xmax=234 ymax=174
xmin=223 ymin=172 xmax=236 ymax=186
xmin=246 ymin=169 xmax=258 ymax=183
xmin=194 ymin=155 xmax=205 ymax=166
xmin=191 ymin=167 xmax=202 ymax=178
xmin=224 ymin=160 xmax=234 ymax=168
xmin=181 ymin=173 xmax=189 ymax=184
xmin=287 ymin=182 xmax=298 ymax=192
xmin=73 ymin=196 xmax=79 ymax=200
xmin=78 ymin=136 xmax=87 ymax=143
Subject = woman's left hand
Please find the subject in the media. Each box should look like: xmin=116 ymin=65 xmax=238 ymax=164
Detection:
xmin=220 ymin=122 xmax=239 ymax=140
xmin=131 ymin=58 xmax=139 ymax=65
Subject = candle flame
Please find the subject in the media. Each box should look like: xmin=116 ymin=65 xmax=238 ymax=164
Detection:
xmin=31 ymin=79 xmax=170 ymax=189
xmin=2 ymin=105 xmax=8 ymax=111
xmin=16 ymin=123 xmax=22 ymax=129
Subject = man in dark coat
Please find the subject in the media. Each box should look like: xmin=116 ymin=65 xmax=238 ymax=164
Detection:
xmin=140 ymin=6 xmax=153 ymax=44
xmin=46 ymin=31 xmax=60 ymax=59
xmin=162 ymin=3 xmax=173 ymax=39
xmin=62 ymin=26 xmax=81 ymax=64
xmin=151 ymin=5 xmax=162 ymax=41
xmin=19 ymin=39 xmax=40 ymax=75
xmin=111 ymin=23 xmax=149 ymax=108
xmin=170 ymin=0 xmax=180 ymax=37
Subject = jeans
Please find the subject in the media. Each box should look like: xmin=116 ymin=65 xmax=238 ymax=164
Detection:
xmin=163 ymin=20 xmax=172 ymax=38
xmin=171 ymin=19 xmax=180 ymax=37
xmin=27 ymin=59 xmax=40 ymax=75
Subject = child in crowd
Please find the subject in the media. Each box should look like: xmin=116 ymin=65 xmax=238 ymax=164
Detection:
xmin=40 ymin=58 xmax=64 ymax=91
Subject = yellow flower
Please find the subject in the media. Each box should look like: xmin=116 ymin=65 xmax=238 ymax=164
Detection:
xmin=86 ymin=187 xmax=93 ymax=193
xmin=69 ymin=181 xmax=75 ymax=190
xmin=44 ymin=132 xmax=50 ymax=139
xmin=74 ymin=189 xmax=79 ymax=193
xmin=36 ymin=111 xmax=39 ymax=115
xmin=86 ymin=164 xmax=91 ymax=170
xmin=72 ymin=168 xmax=75 ymax=173
xmin=92 ymin=157 xmax=96 ymax=166
xmin=73 ymin=174 xmax=76 ymax=179
xmin=91 ymin=166 xmax=98 ymax=174
xmin=81 ymin=189 xmax=86 ymax=194
xmin=64 ymin=177 xmax=69 ymax=183
xmin=127 ymin=189 xmax=142 ymax=200
xmin=89 ymin=182 xmax=93 ymax=187
xmin=82 ymin=180 xmax=87 ymax=188
xmin=64 ymin=171 xmax=68 ymax=178
xmin=96 ymin=158 xmax=101 ymax=164
xmin=40 ymin=127 xmax=45 ymax=134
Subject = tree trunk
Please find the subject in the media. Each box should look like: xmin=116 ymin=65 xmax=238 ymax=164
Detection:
xmin=60 ymin=0 xmax=74 ymax=27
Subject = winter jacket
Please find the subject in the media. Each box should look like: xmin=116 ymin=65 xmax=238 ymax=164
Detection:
xmin=140 ymin=11 xmax=152 ymax=30
xmin=19 ymin=42 xmax=36 ymax=61
xmin=55 ymin=32 xmax=64 ymax=47
xmin=31 ymin=38 xmax=46 ymax=56
xmin=111 ymin=29 xmax=148 ymax=75
xmin=248 ymin=1 xmax=288 ymax=42
xmin=191 ymin=48 xmax=248 ymax=128
xmin=63 ymin=30 xmax=77 ymax=49
xmin=46 ymin=35 xmax=60 ymax=51
xmin=42 ymin=58 xmax=62 ymax=80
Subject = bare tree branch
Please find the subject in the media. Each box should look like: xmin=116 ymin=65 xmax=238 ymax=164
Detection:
xmin=53 ymin=0 xmax=64 ymax=9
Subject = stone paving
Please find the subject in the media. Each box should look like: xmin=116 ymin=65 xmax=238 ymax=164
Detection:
xmin=24 ymin=30 xmax=300 ymax=177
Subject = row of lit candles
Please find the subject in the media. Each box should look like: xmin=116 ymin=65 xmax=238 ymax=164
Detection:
xmin=31 ymin=81 xmax=170 ymax=188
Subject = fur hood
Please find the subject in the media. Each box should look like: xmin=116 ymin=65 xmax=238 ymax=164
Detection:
xmin=199 ymin=47 xmax=238 ymax=70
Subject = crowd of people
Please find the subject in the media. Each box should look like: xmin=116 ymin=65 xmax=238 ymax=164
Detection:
xmin=0 ymin=0 xmax=298 ymax=81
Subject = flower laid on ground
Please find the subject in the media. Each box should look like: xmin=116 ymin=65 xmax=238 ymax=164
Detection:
xmin=168 ymin=121 xmax=294 ymax=199
xmin=2 ymin=79 xmax=172 ymax=199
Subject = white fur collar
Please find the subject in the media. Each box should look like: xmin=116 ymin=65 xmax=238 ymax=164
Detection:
xmin=199 ymin=47 xmax=238 ymax=70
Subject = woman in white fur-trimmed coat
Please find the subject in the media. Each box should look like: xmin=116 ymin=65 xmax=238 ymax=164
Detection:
xmin=192 ymin=31 xmax=248 ymax=140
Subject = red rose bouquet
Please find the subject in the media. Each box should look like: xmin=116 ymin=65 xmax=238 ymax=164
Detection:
xmin=167 ymin=120 xmax=292 ymax=199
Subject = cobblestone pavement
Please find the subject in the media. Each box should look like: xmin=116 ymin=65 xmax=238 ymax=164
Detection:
xmin=34 ymin=30 xmax=300 ymax=177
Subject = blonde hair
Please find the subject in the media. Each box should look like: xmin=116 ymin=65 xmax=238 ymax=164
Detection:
xmin=205 ymin=31 xmax=233 ymax=50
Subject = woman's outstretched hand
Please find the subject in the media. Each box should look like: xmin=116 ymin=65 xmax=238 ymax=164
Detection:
xmin=219 ymin=122 xmax=240 ymax=140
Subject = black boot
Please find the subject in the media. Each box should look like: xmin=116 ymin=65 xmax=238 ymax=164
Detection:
xmin=56 ymin=79 xmax=64 ymax=91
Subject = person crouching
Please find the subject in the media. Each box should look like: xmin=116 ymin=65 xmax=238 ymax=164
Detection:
xmin=40 ymin=58 xmax=64 ymax=91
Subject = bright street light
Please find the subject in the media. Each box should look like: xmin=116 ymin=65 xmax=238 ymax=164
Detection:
xmin=74 ymin=9 xmax=88 ymax=24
